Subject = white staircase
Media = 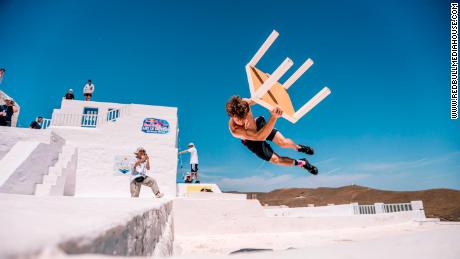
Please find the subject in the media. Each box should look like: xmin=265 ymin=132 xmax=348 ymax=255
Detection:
xmin=35 ymin=145 xmax=77 ymax=196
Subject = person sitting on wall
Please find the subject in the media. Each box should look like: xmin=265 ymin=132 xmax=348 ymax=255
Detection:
xmin=130 ymin=147 xmax=164 ymax=198
xmin=29 ymin=116 xmax=43 ymax=129
xmin=0 ymin=97 xmax=18 ymax=127
xmin=64 ymin=89 xmax=75 ymax=100
xmin=83 ymin=79 xmax=95 ymax=101
xmin=184 ymin=172 xmax=193 ymax=183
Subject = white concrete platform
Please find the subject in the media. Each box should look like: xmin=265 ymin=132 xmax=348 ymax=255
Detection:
xmin=0 ymin=194 xmax=173 ymax=258
xmin=172 ymin=198 xmax=460 ymax=258
xmin=173 ymin=221 xmax=460 ymax=257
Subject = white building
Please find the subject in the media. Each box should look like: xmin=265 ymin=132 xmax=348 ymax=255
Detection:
xmin=0 ymin=98 xmax=178 ymax=197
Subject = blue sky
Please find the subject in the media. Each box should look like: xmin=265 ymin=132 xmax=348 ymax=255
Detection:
xmin=1 ymin=0 xmax=458 ymax=191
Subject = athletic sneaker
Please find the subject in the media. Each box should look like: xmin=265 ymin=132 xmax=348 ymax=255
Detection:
xmin=195 ymin=180 xmax=200 ymax=184
xmin=298 ymin=145 xmax=314 ymax=155
xmin=155 ymin=192 xmax=164 ymax=198
xmin=297 ymin=158 xmax=318 ymax=175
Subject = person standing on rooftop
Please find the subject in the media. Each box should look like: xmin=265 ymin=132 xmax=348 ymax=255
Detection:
xmin=179 ymin=143 xmax=200 ymax=183
xmin=83 ymin=80 xmax=94 ymax=101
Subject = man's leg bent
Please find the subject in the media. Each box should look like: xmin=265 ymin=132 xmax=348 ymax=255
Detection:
xmin=142 ymin=176 xmax=160 ymax=195
xmin=130 ymin=181 xmax=141 ymax=197
xmin=273 ymin=132 xmax=314 ymax=155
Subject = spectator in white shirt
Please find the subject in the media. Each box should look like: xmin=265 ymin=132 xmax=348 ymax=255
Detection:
xmin=83 ymin=79 xmax=95 ymax=101
xmin=179 ymin=142 xmax=200 ymax=183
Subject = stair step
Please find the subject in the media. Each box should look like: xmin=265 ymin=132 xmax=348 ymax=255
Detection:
xmin=35 ymin=184 xmax=51 ymax=196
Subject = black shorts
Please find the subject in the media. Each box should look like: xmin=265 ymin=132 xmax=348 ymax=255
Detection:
xmin=84 ymin=93 xmax=92 ymax=97
xmin=242 ymin=116 xmax=279 ymax=161
xmin=191 ymin=164 xmax=198 ymax=173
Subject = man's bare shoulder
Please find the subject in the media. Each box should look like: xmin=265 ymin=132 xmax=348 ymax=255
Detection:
xmin=228 ymin=118 xmax=238 ymax=131
xmin=228 ymin=118 xmax=244 ymax=138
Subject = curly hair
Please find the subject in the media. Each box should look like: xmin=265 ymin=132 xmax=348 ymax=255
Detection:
xmin=226 ymin=96 xmax=250 ymax=119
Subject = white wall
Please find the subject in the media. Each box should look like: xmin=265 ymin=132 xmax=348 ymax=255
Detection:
xmin=56 ymin=99 xmax=125 ymax=114
xmin=0 ymin=127 xmax=51 ymax=161
xmin=264 ymin=202 xmax=427 ymax=219
xmin=51 ymin=101 xmax=178 ymax=197
xmin=264 ymin=204 xmax=355 ymax=217
xmin=0 ymin=194 xmax=174 ymax=258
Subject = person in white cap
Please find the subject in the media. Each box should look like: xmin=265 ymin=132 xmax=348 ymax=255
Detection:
xmin=130 ymin=147 xmax=164 ymax=198
xmin=64 ymin=89 xmax=75 ymax=100
xmin=179 ymin=143 xmax=200 ymax=183
xmin=183 ymin=172 xmax=192 ymax=183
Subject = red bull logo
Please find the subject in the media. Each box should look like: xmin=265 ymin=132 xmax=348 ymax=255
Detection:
xmin=141 ymin=118 xmax=169 ymax=134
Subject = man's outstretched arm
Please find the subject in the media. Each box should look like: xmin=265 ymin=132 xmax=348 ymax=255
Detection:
xmin=242 ymin=98 xmax=256 ymax=106
xmin=230 ymin=107 xmax=283 ymax=141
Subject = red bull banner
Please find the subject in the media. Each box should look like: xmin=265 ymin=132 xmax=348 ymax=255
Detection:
xmin=141 ymin=118 xmax=169 ymax=134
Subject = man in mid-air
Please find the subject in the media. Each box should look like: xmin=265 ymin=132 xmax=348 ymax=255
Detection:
xmin=226 ymin=96 xmax=318 ymax=175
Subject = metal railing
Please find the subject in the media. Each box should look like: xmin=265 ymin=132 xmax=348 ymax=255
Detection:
xmin=106 ymin=108 xmax=120 ymax=122
xmin=353 ymin=202 xmax=414 ymax=215
xmin=355 ymin=204 xmax=376 ymax=215
xmin=41 ymin=118 xmax=52 ymax=129
xmin=383 ymin=203 xmax=412 ymax=213
xmin=50 ymin=105 xmax=129 ymax=128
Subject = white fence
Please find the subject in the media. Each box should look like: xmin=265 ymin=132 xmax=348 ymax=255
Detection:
xmin=50 ymin=106 xmax=129 ymax=128
xmin=265 ymin=201 xmax=425 ymax=219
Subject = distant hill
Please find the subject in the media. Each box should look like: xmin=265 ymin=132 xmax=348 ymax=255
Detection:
xmin=231 ymin=185 xmax=460 ymax=221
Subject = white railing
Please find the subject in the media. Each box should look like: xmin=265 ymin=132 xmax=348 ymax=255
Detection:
xmin=50 ymin=105 xmax=129 ymax=128
xmin=40 ymin=118 xmax=52 ymax=129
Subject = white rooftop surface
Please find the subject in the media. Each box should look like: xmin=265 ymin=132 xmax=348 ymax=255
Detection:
xmin=170 ymin=197 xmax=460 ymax=258
xmin=0 ymin=194 xmax=170 ymax=258
xmin=173 ymin=222 xmax=460 ymax=258
xmin=46 ymin=215 xmax=460 ymax=259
